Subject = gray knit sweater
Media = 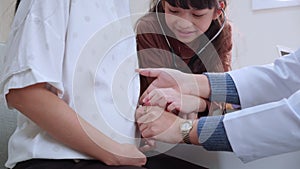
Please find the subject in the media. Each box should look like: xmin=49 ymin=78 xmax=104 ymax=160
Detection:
xmin=197 ymin=73 xmax=241 ymax=151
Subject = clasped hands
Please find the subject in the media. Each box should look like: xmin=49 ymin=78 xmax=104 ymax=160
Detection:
xmin=135 ymin=68 xmax=210 ymax=148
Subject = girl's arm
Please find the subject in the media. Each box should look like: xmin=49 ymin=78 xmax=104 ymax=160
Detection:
xmin=6 ymin=83 xmax=146 ymax=166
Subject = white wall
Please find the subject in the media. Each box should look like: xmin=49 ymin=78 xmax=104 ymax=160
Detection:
xmin=227 ymin=0 xmax=300 ymax=68
xmin=0 ymin=0 xmax=16 ymax=43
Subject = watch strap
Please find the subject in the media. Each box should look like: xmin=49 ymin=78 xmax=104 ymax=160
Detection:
xmin=183 ymin=131 xmax=192 ymax=144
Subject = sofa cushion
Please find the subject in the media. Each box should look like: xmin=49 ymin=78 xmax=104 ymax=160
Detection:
xmin=0 ymin=101 xmax=17 ymax=169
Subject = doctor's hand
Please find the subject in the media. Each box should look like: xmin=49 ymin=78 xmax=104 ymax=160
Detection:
xmin=136 ymin=105 xmax=185 ymax=144
xmin=136 ymin=68 xmax=210 ymax=99
xmin=141 ymin=88 xmax=207 ymax=119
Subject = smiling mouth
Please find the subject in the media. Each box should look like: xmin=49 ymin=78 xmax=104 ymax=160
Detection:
xmin=176 ymin=29 xmax=195 ymax=37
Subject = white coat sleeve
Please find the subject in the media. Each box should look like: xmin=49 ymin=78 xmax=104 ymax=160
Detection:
xmin=223 ymin=48 xmax=300 ymax=162
xmin=228 ymin=48 xmax=300 ymax=109
xmin=223 ymin=90 xmax=300 ymax=163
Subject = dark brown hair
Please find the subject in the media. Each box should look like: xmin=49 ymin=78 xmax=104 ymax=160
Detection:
xmin=15 ymin=0 xmax=21 ymax=13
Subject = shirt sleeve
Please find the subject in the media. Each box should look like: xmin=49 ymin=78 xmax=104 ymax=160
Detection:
xmin=228 ymin=49 xmax=300 ymax=109
xmin=0 ymin=0 xmax=70 ymax=106
xmin=224 ymin=90 xmax=300 ymax=162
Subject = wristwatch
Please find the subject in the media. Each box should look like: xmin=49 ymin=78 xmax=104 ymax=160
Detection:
xmin=180 ymin=120 xmax=193 ymax=144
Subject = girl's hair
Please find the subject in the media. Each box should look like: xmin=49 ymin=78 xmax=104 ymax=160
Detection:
xmin=149 ymin=0 xmax=232 ymax=71
xmin=15 ymin=0 xmax=21 ymax=13
xmin=150 ymin=0 xmax=225 ymax=13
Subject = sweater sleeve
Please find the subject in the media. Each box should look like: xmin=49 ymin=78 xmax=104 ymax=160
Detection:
xmin=204 ymin=73 xmax=240 ymax=105
xmin=196 ymin=73 xmax=239 ymax=151
xmin=197 ymin=116 xmax=233 ymax=151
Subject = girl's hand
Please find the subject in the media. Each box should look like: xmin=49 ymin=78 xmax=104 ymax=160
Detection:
xmin=142 ymin=88 xmax=207 ymax=118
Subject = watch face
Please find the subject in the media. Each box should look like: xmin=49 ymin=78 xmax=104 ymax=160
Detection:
xmin=180 ymin=120 xmax=193 ymax=144
xmin=181 ymin=121 xmax=192 ymax=131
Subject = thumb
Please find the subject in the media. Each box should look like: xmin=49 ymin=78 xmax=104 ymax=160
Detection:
xmin=136 ymin=68 xmax=161 ymax=78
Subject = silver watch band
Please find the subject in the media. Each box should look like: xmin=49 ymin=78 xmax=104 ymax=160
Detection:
xmin=183 ymin=131 xmax=192 ymax=144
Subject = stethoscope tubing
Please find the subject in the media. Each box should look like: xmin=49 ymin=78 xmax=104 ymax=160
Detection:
xmin=155 ymin=0 xmax=227 ymax=68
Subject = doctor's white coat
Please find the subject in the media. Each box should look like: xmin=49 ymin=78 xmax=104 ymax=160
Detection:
xmin=224 ymin=48 xmax=300 ymax=162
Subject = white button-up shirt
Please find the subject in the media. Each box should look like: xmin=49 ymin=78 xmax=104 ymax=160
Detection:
xmin=0 ymin=0 xmax=140 ymax=168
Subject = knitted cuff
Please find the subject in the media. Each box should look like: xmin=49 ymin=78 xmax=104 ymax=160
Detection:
xmin=198 ymin=116 xmax=233 ymax=152
xmin=203 ymin=73 xmax=240 ymax=105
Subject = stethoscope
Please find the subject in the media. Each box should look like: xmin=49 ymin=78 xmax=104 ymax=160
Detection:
xmin=155 ymin=0 xmax=227 ymax=68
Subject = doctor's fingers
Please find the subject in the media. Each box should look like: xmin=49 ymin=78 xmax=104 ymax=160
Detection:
xmin=136 ymin=106 xmax=165 ymax=125
xmin=135 ymin=105 xmax=147 ymax=120
xmin=166 ymin=99 xmax=194 ymax=115
xmin=140 ymin=72 xmax=182 ymax=102
xmin=166 ymin=101 xmax=181 ymax=112
xmin=138 ymin=120 xmax=160 ymax=138
xmin=140 ymin=115 xmax=181 ymax=143
xmin=141 ymin=87 xmax=163 ymax=104
xmin=139 ymin=120 xmax=167 ymax=139
xmin=187 ymin=113 xmax=198 ymax=119
xmin=136 ymin=68 xmax=162 ymax=79
xmin=178 ymin=112 xmax=198 ymax=120
xmin=143 ymin=88 xmax=179 ymax=106
xmin=137 ymin=68 xmax=181 ymax=80
xmin=144 ymin=89 xmax=169 ymax=107
xmin=137 ymin=109 xmax=167 ymax=137
xmin=140 ymin=126 xmax=158 ymax=138
xmin=140 ymin=86 xmax=151 ymax=102
xmin=180 ymin=95 xmax=207 ymax=114
xmin=140 ymin=82 xmax=161 ymax=102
